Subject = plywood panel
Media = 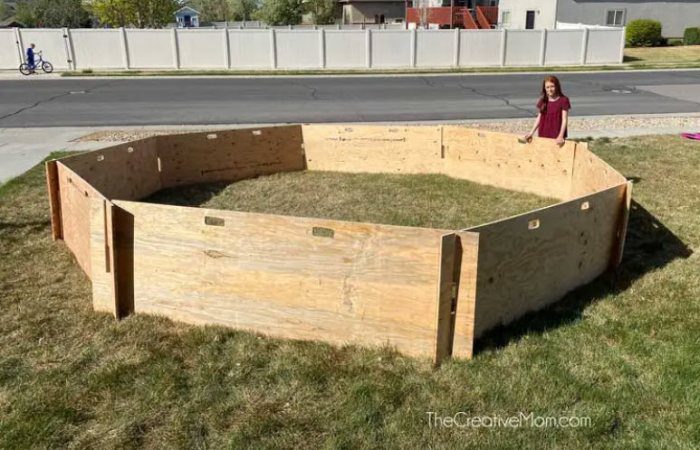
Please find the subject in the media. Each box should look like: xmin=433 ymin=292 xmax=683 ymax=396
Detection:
xmin=467 ymin=183 xmax=627 ymax=337
xmin=56 ymin=162 xmax=105 ymax=278
xmin=442 ymin=126 xmax=576 ymax=200
xmin=113 ymin=200 xmax=449 ymax=358
xmin=157 ymin=126 xmax=306 ymax=188
xmin=570 ymin=142 xmax=627 ymax=198
xmin=302 ymin=124 xmax=442 ymax=174
xmin=59 ymin=138 xmax=161 ymax=201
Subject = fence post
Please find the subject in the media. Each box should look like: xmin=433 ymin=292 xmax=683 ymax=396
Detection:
xmin=618 ymin=27 xmax=626 ymax=64
xmin=319 ymin=28 xmax=326 ymax=68
xmin=13 ymin=27 xmax=24 ymax=66
xmin=365 ymin=28 xmax=371 ymax=68
xmin=270 ymin=28 xmax=277 ymax=69
xmin=580 ymin=27 xmax=589 ymax=65
xmin=61 ymin=27 xmax=75 ymax=70
xmin=119 ymin=27 xmax=130 ymax=70
xmin=172 ymin=28 xmax=180 ymax=69
xmin=453 ymin=28 xmax=460 ymax=67
xmin=410 ymin=28 xmax=417 ymax=67
xmin=499 ymin=28 xmax=507 ymax=66
xmin=539 ymin=28 xmax=547 ymax=66
xmin=223 ymin=26 xmax=231 ymax=69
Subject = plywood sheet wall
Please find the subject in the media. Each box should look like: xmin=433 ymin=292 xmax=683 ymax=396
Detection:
xmin=441 ymin=126 xmax=576 ymax=200
xmin=112 ymin=200 xmax=469 ymax=359
xmin=157 ymin=126 xmax=306 ymax=188
xmin=467 ymin=183 xmax=626 ymax=337
xmin=302 ymin=125 xmax=443 ymax=174
xmin=55 ymin=162 xmax=105 ymax=278
xmin=59 ymin=138 xmax=161 ymax=201
xmin=570 ymin=142 xmax=627 ymax=199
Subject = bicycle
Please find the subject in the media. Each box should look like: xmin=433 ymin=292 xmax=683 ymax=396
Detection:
xmin=19 ymin=51 xmax=54 ymax=76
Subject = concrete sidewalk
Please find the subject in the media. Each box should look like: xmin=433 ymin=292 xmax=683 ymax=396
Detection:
xmin=2 ymin=114 xmax=698 ymax=183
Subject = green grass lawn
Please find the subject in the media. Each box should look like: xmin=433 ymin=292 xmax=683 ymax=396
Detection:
xmin=624 ymin=45 xmax=700 ymax=64
xmin=145 ymin=171 xmax=555 ymax=229
xmin=1 ymin=135 xmax=699 ymax=448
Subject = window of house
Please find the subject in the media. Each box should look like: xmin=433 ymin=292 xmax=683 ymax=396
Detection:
xmin=500 ymin=10 xmax=511 ymax=28
xmin=605 ymin=9 xmax=625 ymax=26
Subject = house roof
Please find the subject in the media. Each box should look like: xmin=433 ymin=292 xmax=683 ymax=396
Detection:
xmin=174 ymin=6 xmax=200 ymax=15
xmin=0 ymin=17 xmax=24 ymax=28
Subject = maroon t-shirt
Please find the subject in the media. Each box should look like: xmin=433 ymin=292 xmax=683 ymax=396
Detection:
xmin=537 ymin=96 xmax=571 ymax=139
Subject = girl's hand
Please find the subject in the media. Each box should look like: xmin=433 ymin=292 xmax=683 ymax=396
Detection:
xmin=520 ymin=133 xmax=533 ymax=144
xmin=555 ymin=137 xmax=565 ymax=147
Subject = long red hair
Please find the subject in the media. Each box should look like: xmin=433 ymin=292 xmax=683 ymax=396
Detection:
xmin=538 ymin=76 xmax=564 ymax=113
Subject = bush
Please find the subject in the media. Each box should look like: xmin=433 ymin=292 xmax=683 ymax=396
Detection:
xmin=683 ymin=27 xmax=700 ymax=45
xmin=626 ymin=19 xmax=663 ymax=47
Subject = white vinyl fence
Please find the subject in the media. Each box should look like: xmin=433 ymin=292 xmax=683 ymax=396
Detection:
xmin=0 ymin=27 xmax=625 ymax=71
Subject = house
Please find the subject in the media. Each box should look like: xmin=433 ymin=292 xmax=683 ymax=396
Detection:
xmin=497 ymin=0 xmax=698 ymax=37
xmin=406 ymin=0 xmax=499 ymax=29
xmin=339 ymin=0 xmax=406 ymax=24
xmin=174 ymin=6 xmax=200 ymax=28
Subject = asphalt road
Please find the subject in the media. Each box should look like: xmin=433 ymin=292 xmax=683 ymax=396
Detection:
xmin=0 ymin=70 xmax=698 ymax=127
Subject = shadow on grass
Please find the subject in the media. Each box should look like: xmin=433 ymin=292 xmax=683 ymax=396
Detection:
xmin=623 ymin=55 xmax=644 ymax=63
xmin=475 ymin=200 xmax=693 ymax=354
xmin=143 ymin=182 xmax=230 ymax=207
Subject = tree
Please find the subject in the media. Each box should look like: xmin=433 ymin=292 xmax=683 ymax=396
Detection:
xmin=89 ymin=0 xmax=179 ymax=28
xmin=15 ymin=0 xmax=91 ymax=27
xmin=305 ymin=0 xmax=335 ymax=25
xmin=88 ymin=0 xmax=133 ymax=27
xmin=189 ymin=0 xmax=259 ymax=23
xmin=189 ymin=0 xmax=230 ymax=22
xmin=229 ymin=0 xmax=258 ymax=21
xmin=255 ymin=0 xmax=302 ymax=26
xmin=0 ymin=1 xmax=9 ymax=21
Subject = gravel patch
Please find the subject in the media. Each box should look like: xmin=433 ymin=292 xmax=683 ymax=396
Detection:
xmin=75 ymin=115 xmax=700 ymax=143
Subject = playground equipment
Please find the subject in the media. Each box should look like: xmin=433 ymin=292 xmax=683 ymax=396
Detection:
xmin=46 ymin=124 xmax=631 ymax=364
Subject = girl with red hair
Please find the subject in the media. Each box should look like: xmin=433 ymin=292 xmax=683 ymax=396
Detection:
xmin=523 ymin=76 xmax=571 ymax=147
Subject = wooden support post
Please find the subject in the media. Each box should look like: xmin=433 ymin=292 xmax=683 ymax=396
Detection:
xmin=435 ymin=233 xmax=458 ymax=365
xmin=45 ymin=160 xmax=63 ymax=240
xmin=435 ymin=231 xmax=479 ymax=364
